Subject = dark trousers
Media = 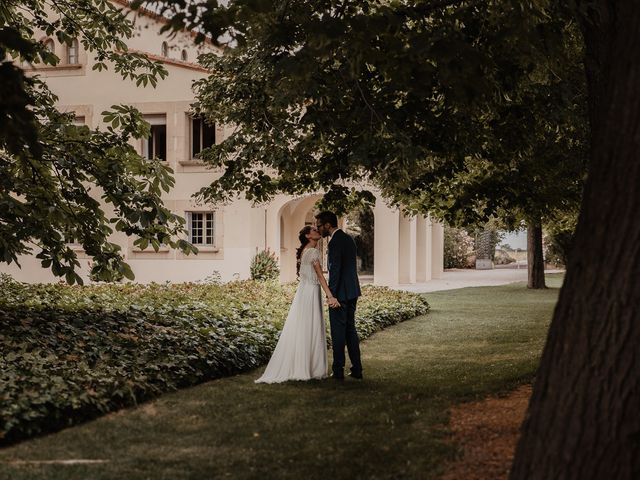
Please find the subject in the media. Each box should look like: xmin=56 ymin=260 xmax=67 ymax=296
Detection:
xmin=328 ymin=298 xmax=362 ymax=376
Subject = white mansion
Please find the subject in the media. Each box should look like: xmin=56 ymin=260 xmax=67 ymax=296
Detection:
xmin=3 ymin=0 xmax=444 ymax=286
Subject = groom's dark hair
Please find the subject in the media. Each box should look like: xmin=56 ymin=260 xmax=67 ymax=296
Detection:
xmin=316 ymin=211 xmax=338 ymax=228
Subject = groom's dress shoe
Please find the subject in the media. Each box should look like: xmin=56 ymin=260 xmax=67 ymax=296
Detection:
xmin=349 ymin=372 xmax=363 ymax=379
xmin=331 ymin=373 xmax=344 ymax=380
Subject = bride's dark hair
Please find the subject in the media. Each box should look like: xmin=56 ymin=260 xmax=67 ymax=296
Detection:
xmin=296 ymin=225 xmax=313 ymax=277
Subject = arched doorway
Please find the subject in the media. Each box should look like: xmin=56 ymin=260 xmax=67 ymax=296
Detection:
xmin=272 ymin=193 xmax=443 ymax=285
xmin=276 ymin=194 xmax=323 ymax=282
xmin=276 ymin=196 xmax=376 ymax=283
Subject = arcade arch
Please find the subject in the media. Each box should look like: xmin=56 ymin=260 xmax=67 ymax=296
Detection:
xmin=270 ymin=194 xmax=443 ymax=285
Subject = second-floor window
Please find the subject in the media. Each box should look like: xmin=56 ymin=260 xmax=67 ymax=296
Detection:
xmin=181 ymin=49 xmax=188 ymax=61
xmin=142 ymin=115 xmax=167 ymax=161
xmin=44 ymin=38 xmax=55 ymax=53
xmin=63 ymin=227 xmax=78 ymax=246
xmin=191 ymin=117 xmax=216 ymax=158
xmin=67 ymin=39 xmax=79 ymax=64
xmin=187 ymin=212 xmax=215 ymax=246
xmin=161 ymin=41 xmax=169 ymax=57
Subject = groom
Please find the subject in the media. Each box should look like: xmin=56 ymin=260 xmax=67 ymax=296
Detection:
xmin=316 ymin=211 xmax=363 ymax=380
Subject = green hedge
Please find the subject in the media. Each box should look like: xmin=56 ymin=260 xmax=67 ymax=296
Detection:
xmin=0 ymin=275 xmax=429 ymax=445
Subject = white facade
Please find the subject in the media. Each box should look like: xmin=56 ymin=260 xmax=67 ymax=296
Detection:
xmin=2 ymin=0 xmax=444 ymax=286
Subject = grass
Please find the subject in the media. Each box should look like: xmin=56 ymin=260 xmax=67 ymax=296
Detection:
xmin=0 ymin=275 xmax=563 ymax=480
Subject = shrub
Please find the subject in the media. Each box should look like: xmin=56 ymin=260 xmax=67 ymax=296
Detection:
xmin=250 ymin=249 xmax=280 ymax=281
xmin=0 ymin=276 xmax=428 ymax=444
xmin=444 ymin=225 xmax=474 ymax=269
xmin=494 ymin=248 xmax=516 ymax=265
xmin=544 ymin=229 xmax=574 ymax=267
xmin=544 ymin=212 xmax=577 ymax=268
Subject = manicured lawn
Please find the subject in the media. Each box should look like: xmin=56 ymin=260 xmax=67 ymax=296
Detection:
xmin=0 ymin=275 xmax=562 ymax=480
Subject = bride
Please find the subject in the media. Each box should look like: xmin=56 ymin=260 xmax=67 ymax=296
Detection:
xmin=255 ymin=225 xmax=339 ymax=383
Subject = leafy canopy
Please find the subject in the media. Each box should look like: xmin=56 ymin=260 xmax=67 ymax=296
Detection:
xmin=142 ymin=0 xmax=587 ymax=227
xmin=1 ymin=0 xmax=197 ymax=284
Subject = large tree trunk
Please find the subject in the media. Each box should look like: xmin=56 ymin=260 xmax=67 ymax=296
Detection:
xmin=526 ymin=220 xmax=546 ymax=289
xmin=510 ymin=2 xmax=640 ymax=479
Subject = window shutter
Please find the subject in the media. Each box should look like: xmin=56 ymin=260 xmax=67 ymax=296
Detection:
xmin=192 ymin=117 xmax=201 ymax=157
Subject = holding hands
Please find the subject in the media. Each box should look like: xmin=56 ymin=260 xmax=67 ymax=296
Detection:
xmin=327 ymin=296 xmax=341 ymax=309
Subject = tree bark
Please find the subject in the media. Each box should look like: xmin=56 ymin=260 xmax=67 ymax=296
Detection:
xmin=511 ymin=2 xmax=640 ymax=479
xmin=527 ymin=220 xmax=546 ymax=289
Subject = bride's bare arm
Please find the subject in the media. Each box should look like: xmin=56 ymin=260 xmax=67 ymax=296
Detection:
xmin=312 ymin=260 xmax=340 ymax=307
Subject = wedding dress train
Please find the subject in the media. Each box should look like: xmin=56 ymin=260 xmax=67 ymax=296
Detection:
xmin=255 ymin=248 xmax=328 ymax=383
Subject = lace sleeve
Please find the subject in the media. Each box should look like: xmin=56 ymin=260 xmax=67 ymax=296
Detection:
xmin=307 ymin=248 xmax=321 ymax=265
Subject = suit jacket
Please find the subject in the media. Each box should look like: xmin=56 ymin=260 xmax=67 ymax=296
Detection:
xmin=328 ymin=229 xmax=362 ymax=301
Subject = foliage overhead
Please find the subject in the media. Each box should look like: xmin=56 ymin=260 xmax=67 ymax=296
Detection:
xmin=142 ymin=0 xmax=588 ymax=228
xmin=1 ymin=0 xmax=196 ymax=284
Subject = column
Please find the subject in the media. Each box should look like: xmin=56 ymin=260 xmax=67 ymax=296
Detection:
xmin=425 ymin=217 xmax=433 ymax=281
xmin=431 ymin=221 xmax=444 ymax=279
xmin=416 ymin=215 xmax=428 ymax=282
xmin=398 ymin=212 xmax=411 ymax=284
xmin=373 ymin=198 xmax=400 ymax=286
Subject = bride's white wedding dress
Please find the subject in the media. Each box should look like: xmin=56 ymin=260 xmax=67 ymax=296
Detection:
xmin=256 ymin=248 xmax=328 ymax=383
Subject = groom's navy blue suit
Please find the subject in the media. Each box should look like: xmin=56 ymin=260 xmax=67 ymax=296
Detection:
xmin=327 ymin=229 xmax=363 ymax=378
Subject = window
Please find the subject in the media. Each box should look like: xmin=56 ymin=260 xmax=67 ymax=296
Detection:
xmin=181 ymin=49 xmax=188 ymax=61
xmin=187 ymin=212 xmax=215 ymax=246
xmin=142 ymin=115 xmax=167 ymax=161
xmin=73 ymin=116 xmax=85 ymax=126
xmin=161 ymin=41 xmax=169 ymax=57
xmin=191 ymin=117 xmax=216 ymax=157
xmin=67 ymin=39 xmax=79 ymax=64
xmin=43 ymin=38 xmax=55 ymax=53
xmin=61 ymin=225 xmax=80 ymax=246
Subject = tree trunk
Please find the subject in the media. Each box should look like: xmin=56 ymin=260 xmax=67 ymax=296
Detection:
xmin=527 ymin=220 xmax=546 ymax=289
xmin=510 ymin=2 xmax=640 ymax=479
